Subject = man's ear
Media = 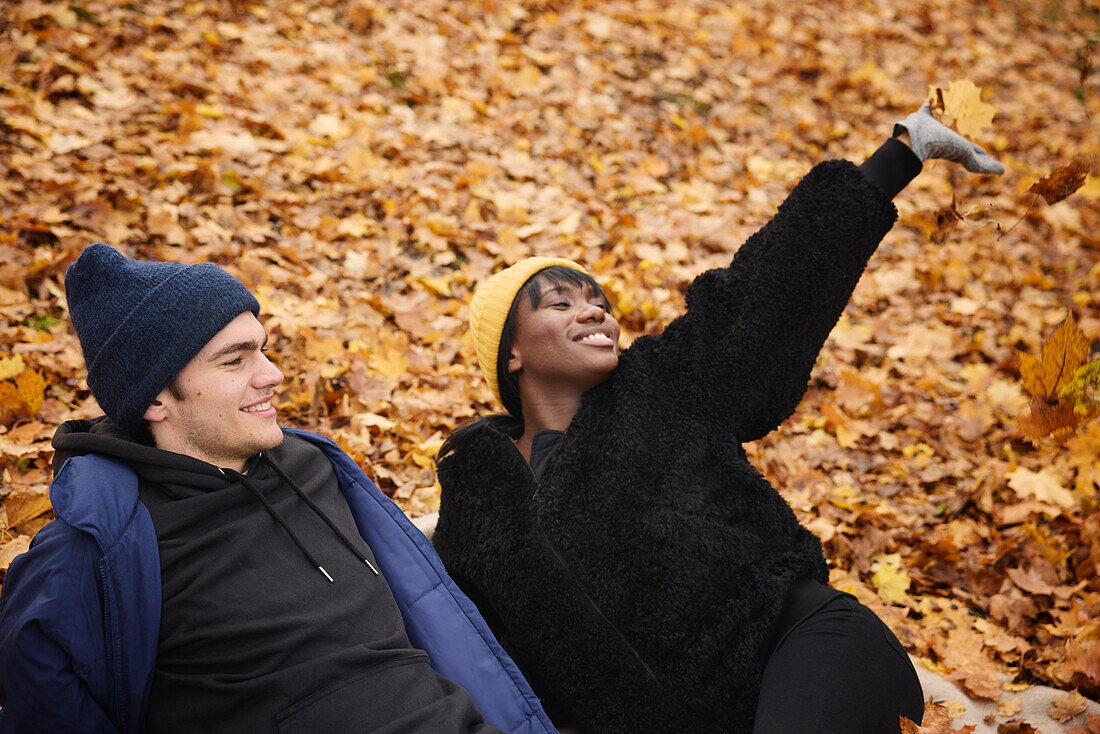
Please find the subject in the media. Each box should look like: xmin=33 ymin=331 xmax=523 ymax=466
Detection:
xmin=507 ymin=348 xmax=522 ymax=375
xmin=143 ymin=391 xmax=170 ymax=424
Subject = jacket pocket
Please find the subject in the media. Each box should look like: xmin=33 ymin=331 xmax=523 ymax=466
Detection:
xmin=275 ymin=651 xmax=465 ymax=734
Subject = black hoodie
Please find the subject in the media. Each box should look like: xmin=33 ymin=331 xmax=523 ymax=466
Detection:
xmin=53 ymin=418 xmax=499 ymax=734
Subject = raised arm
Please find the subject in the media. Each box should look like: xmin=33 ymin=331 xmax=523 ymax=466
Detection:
xmin=621 ymin=105 xmax=1002 ymax=442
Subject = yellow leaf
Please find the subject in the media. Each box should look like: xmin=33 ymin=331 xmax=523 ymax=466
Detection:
xmin=369 ymin=348 xmax=407 ymax=382
xmin=0 ymin=354 xmax=25 ymax=381
xmin=1007 ymin=466 xmax=1076 ymax=509
xmin=929 ymin=79 xmax=996 ymax=138
xmin=16 ymin=370 xmax=45 ymax=415
xmin=5 ymin=490 xmax=53 ymax=528
xmin=195 ymin=103 xmax=225 ymax=118
xmin=358 ymin=413 xmax=396 ymax=431
xmin=870 ymin=553 xmax=911 ymax=605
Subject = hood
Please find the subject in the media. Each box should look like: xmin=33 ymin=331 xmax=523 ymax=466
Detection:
xmin=51 ymin=416 xmax=377 ymax=583
xmin=52 ymin=416 xmax=229 ymax=496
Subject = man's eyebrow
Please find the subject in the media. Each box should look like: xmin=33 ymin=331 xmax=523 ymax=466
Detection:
xmin=206 ymin=335 xmax=268 ymax=362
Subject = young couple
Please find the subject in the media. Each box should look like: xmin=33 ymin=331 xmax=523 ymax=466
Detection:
xmin=0 ymin=103 xmax=1002 ymax=733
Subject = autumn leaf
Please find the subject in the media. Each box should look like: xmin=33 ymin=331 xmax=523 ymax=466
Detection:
xmin=929 ymin=80 xmax=996 ymax=138
xmin=900 ymin=702 xmax=951 ymax=734
xmin=996 ymin=723 xmax=1039 ymax=733
xmin=1006 ymin=466 xmax=1076 ymax=509
xmin=16 ymin=370 xmax=46 ymax=416
xmin=4 ymin=490 xmax=53 ymax=528
xmin=1049 ymin=691 xmax=1090 ymax=722
xmin=1018 ymin=314 xmax=1100 ymax=441
xmin=0 ymin=355 xmax=25 ymax=381
xmin=1028 ymin=155 xmax=1092 ymax=205
xmin=871 ymin=553 xmax=911 ymax=605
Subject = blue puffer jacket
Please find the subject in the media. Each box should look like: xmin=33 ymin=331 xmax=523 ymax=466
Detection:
xmin=0 ymin=427 xmax=556 ymax=734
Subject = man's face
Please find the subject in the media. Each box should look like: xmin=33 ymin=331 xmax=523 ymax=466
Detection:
xmin=145 ymin=312 xmax=284 ymax=471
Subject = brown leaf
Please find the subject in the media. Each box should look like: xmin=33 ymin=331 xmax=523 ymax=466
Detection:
xmin=1049 ymin=690 xmax=1090 ymax=722
xmin=1028 ymin=155 xmax=1092 ymax=205
xmin=901 ymin=701 xmax=952 ymax=734
xmin=996 ymin=723 xmax=1038 ymax=733
xmin=931 ymin=197 xmax=963 ymax=245
xmin=1018 ymin=396 xmax=1079 ymax=442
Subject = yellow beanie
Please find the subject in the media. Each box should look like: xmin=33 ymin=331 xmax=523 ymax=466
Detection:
xmin=469 ymin=257 xmax=587 ymax=405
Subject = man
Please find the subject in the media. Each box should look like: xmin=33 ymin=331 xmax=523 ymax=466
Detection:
xmin=0 ymin=244 xmax=556 ymax=734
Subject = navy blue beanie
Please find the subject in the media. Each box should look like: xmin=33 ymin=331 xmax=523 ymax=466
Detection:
xmin=65 ymin=243 xmax=260 ymax=436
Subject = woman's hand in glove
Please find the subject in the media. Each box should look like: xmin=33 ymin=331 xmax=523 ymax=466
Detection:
xmin=893 ymin=102 xmax=1005 ymax=174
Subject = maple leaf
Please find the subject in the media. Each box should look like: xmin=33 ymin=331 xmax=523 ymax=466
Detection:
xmin=900 ymin=702 xmax=951 ymax=734
xmin=928 ymin=80 xmax=996 ymax=138
xmin=1018 ymin=314 xmax=1100 ymax=441
xmin=1002 ymin=156 xmax=1092 ymax=240
xmin=1049 ymin=690 xmax=1090 ymax=722
xmin=1006 ymin=466 xmax=1076 ymax=509
xmin=1028 ymin=155 xmax=1092 ymax=205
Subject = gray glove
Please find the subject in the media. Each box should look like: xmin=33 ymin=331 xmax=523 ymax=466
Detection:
xmin=893 ymin=102 xmax=1005 ymax=175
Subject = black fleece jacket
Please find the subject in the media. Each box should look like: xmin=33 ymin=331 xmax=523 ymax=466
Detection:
xmin=433 ymin=159 xmax=903 ymax=733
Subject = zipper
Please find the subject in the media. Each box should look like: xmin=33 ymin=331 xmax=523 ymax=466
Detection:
xmin=98 ymin=561 xmax=118 ymax=724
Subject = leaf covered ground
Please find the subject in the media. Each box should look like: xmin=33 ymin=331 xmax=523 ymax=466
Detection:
xmin=1 ymin=0 xmax=1099 ymax=722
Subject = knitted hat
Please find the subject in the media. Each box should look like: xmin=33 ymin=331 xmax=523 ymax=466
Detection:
xmin=469 ymin=257 xmax=587 ymax=404
xmin=65 ymin=243 xmax=260 ymax=436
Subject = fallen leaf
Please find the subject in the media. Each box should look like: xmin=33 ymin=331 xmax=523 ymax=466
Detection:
xmin=1049 ymin=690 xmax=1089 ymax=722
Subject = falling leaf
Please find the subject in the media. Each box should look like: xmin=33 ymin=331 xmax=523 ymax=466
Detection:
xmin=1028 ymin=155 xmax=1091 ymax=205
xmin=1018 ymin=314 xmax=1099 ymax=441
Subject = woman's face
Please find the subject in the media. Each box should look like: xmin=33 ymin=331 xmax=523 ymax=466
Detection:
xmin=507 ymin=279 xmax=621 ymax=397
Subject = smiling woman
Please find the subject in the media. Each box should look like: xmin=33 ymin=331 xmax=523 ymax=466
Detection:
xmin=432 ymin=106 xmax=1005 ymax=734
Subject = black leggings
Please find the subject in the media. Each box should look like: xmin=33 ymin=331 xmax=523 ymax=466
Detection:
xmin=753 ymin=579 xmax=925 ymax=733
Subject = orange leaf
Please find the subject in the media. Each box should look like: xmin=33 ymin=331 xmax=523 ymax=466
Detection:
xmin=900 ymin=702 xmax=952 ymax=733
xmin=0 ymin=382 xmax=20 ymax=413
xmin=1028 ymin=155 xmax=1091 ymax=205
xmin=1019 ymin=315 xmax=1090 ymax=401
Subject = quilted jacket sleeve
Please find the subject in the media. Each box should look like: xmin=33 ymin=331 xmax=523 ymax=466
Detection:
xmin=0 ymin=522 xmax=119 ymax=734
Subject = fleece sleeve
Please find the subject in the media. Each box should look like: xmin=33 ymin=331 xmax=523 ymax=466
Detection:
xmin=628 ymin=159 xmax=898 ymax=443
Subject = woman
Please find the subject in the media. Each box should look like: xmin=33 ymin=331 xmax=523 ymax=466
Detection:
xmin=433 ymin=104 xmax=1003 ymax=733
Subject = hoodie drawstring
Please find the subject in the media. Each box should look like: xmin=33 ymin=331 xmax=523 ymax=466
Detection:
xmin=262 ymin=454 xmax=380 ymax=577
xmin=225 ymin=452 xmax=380 ymax=583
